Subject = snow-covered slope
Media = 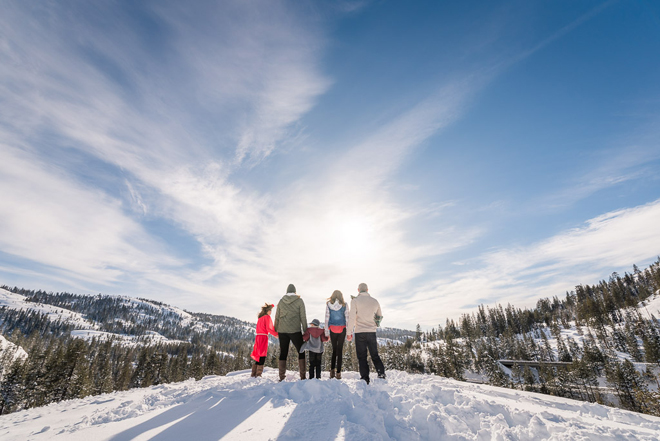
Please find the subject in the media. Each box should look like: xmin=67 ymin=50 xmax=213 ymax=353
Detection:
xmin=70 ymin=329 xmax=188 ymax=346
xmin=0 ymin=288 xmax=249 ymax=347
xmin=1 ymin=370 xmax=659 ymax=440
xmin=641 ymin=291 xmax=660 ymax=317
xmin=0 ymin=335 xmax=26 ymax=380
xmin=0 ymin=288 xmax=96 ymax=329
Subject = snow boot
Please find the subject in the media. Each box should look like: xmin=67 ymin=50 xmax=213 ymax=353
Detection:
xmin=336 ymin=371 xmax=342 ymax=380
xmin=298 ymin=358 xmax=307 ymax=380
xmin=278 ymin=360 xmax=286 ymax=382
xmin=251 ymin=363 xmax=258 ymax=378
xmin=256 ymin=364 xmax=264 ymax=377
xmin=330 ymin=369 xmax=335 ymax=379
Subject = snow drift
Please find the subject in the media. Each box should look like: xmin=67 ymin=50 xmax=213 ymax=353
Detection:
xmin=1 ymin=369 xmax=659 ymax=440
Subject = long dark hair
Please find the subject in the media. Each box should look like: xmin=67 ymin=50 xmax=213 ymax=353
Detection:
xmin=258 ymin=303 xmax=274 ymax=318
xmin=327 ymin=290 xmax=345 ymax=306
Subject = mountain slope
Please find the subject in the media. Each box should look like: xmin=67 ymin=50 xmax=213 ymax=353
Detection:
xmin=1 ymin=370 xmax=659 ymax=440
xmin=0 ymin=287 xmax=254 ymax=346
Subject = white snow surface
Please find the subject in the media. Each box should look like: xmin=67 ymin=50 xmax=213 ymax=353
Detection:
xmin=2 ymin=370 xmax=659 ymax=440
xmin=0 ymin=334 xmax=26 ymax=359
xmin=641 ymin=292 xmax=660 ymax=318
xmin=0 ymin=288 xmax=96 ymax=329
xmin=0 ymin=288 xmax=192 ymax=346
xmin=70 ymin=330 xmax=188 ymax=347
xmin=378 ymin=338 xmax=404 ymax=346
xmin=0 ymin=335 xmax=27 ymax=380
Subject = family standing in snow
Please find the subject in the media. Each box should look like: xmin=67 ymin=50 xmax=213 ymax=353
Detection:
xmin=250 ymin=282 xmax=386 ymax=384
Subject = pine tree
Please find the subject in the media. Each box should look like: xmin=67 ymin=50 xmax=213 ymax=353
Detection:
xmin=115 ymin=353 xmax=133 ymax=391
xmin=0 ymin=359 xmax=27 ymax=414
xmin=92 ymin=340 xmax=114 ymax=395
xmin=131 ymin=347 xmax=151 ymax=388
xmin=189 ymin=352 xmax=204 ymax=380
xmin=606 ymin=360 xmax=646 ymax=412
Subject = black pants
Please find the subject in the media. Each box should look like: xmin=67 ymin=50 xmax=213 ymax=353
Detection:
xmin=330 ymin=329 xmax=346 ymax=372
xmin=278 ymin=332 xmax=305 ymax=360
xmin=355 ymin=332 xmax=385 ymax=383
xmin=308 ymin=352 xmax=322 ymax=379
xmin=255 ymin=356 xmax=266 ymax=366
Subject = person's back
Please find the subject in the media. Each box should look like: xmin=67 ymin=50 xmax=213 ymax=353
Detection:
xmin=348 ymin=292 xmax=381 ymax=334
xmin=325 ymin=290 xmax=350 ymax=379
xmin=275 ymin=294 xmax=307 ymax=334
xmin=301 ymin=326 xmax=328 ymax=353
xmin=274 ymin=284 xmax=308 ymax=381
xmin=347 ymin=283 xmax=385 ymax=384
xmin=301 ymin=319 xmax=329 ymax=379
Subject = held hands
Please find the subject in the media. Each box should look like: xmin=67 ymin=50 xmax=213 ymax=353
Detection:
xmin=346 ymin=334 xmax=353 ymax=342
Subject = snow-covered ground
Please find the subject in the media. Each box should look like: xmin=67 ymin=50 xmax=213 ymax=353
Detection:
xmin=120 ymin=297 xmax=195 ymax=327
xmin=2 ymin=370 xmax=659 ymax=440
xmin=0 ymin=335 xmax=27 ymax=380
xmin=378 ymin=338 xmax=404 ymax=346
xmin=70 ymin=330 xmax=188 ymax=347
xmin=0 ymin=288 xmax=194 ymax=347
xmin=0 ymin=335 xmax=25 ymax=358
xmin=641 ymin=291 xmax=660 ymax=318
xmin=0 ymin=288 xmax=97 ymax=329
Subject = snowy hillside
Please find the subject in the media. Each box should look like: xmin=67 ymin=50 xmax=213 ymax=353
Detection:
xmin=0 ymin=335 xmax=26 ymax=380
xmin=641 ymin=291 xmax=660 ymax=317
xmin=0 ymin=288 xmax=96 ymax=330
xmin=0 ymin=287 xmax=254 ymax=347
xmin=1 ymin=370 xmax=659 ymax=441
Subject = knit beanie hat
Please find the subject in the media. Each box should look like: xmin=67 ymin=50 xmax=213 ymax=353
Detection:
xmin=287 ymin=284 xmax=296 ymax=294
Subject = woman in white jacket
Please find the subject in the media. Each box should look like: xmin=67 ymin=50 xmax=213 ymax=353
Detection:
xmin=324 ymin=290 xmax=350 ymax=379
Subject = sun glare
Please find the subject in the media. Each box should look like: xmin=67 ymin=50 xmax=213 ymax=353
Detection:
xmin=334 ymin=217 xmax=373 ymax=262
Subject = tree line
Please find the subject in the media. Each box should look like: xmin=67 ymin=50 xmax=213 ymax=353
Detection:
xmin=375 ymin=260 xmax=660 ymax=416
xmin=0 ymin=331 xmax=252 ymax=415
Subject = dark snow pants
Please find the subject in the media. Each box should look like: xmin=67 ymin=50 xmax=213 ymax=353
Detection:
xmin=308 ymin=351 xmax=322 ymax=379
xmin=279 ymin=332 xmax=305 ymax=360
xmin=355 ymin=332 xmax=385 ymax=384
xmin=330 ymin=329 xmax=346 ymax=372
xmin=255 ymin=356 xmax=266 ymax=365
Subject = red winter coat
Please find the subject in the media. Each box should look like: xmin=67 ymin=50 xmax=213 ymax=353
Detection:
xmin=251 ymin=314 xmax=278 ymax=362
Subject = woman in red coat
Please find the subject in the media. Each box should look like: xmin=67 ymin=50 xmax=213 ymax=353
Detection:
xmin=251 ymin=303 xmax=278 ymax=377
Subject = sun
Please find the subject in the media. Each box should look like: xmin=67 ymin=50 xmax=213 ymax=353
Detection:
xmin=334 ymin=217 xmax=373 ymax=260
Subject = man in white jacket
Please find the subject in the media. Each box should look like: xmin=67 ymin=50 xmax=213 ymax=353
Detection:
xmin=347 ymin=283 xmax=386 ymax=384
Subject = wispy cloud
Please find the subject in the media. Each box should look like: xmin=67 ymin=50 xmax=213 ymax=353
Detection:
xmin=404 ymin=199 xmax=660 ymax=327
xmin=0 ymin=1 xmax=330 ymax=306
xmin=0 ymin=146 xmax=181 ymax=284
xmin=508 ymin=0 xmax=618 ymax=66
xmin=538 ymin=134 xmax=660 ymax=211
xmin=335 ymin=78 xmax=482 ymax=183
xmin=0 ymin=0 xmax=492 ymax=321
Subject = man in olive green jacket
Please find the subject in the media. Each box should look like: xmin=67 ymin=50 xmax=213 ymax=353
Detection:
xmin=274 ymin=284 xmax=308 ymax=381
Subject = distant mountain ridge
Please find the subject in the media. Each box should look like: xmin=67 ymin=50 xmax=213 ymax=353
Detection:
xmin=0 ymin=287 xmax=255 ymax=348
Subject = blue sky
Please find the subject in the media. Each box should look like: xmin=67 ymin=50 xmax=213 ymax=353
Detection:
xmin=1 ymin=0 xmax=660 ymax=328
